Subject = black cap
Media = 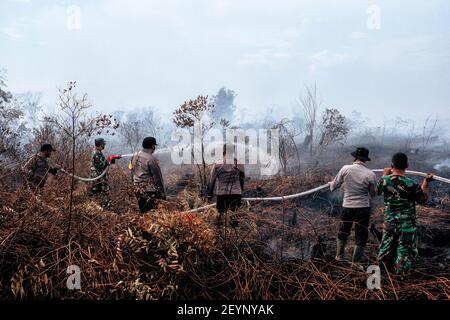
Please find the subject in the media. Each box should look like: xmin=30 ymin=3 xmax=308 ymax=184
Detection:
xmin=40 ymin=143 xmax=56 ymax=152
xmin=351 ymin=147 xmax=371 ymax=161
xmin=95 ymin=137 xmax=106 ymax=147
xmin=142 ymin=137 xmax=158 ymax=149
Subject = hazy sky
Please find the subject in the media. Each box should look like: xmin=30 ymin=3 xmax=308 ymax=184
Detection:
xmin=1 ymin=0 xmax=449 ymax=124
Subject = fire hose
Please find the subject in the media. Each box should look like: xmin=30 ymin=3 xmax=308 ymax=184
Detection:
xmin=57 ymin=152 xmax=164 ymax=182
xmin=186 ymin=170 xmax=450 ymax=213
xmin=54 ymin=153 xmax=450 ymax=212
xmin=58 ymin=155 xmax=124 ymax=182
xmin=59 ymin=167 xmax=109 ymax=182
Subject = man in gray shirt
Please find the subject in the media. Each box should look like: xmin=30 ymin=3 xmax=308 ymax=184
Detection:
xmin=131 ymin=137 xmax=166 ymax=213
xmin=329 ymin=147 xmax=377 ymax=263
xmin=207 ymin=144 xmax=245 ymax=227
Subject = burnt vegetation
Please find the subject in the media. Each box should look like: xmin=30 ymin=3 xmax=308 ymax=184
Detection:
xmin=0 ymin=72 xmax=449 ymax=300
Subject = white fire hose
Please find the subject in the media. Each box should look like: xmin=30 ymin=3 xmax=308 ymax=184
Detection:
xmin=54 ymin=152 xmax=450 ymax=213
xmin=186 ymin=170 xmax=450 ymax=213
xmin=59 ymin=167 xmax=109 ymax=182
xmin=58 ymin=149 xmax=172 ymax=182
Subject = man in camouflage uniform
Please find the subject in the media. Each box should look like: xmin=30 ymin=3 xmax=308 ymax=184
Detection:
xmin=90 ymin=138 xmax=114 ymax=208
xmin=23 ymin=143 xmax=59 ymax=190
xmin=377 ymin=152 xmax=433 ymax=274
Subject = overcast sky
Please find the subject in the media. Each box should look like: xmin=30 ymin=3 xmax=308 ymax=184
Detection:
xmin=1 ymin=0 xmax=449 ymax=124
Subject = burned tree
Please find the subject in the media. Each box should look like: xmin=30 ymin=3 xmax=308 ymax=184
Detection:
xmin=173 ymin=95 xmax=215 ymax=196
xmin=213 ymin=87 xmax=236 ymax=125
xmin=298 ymin=85 xmax=321 ymax=156
xmin=273 ymin=119 xmax=302 ymax=176
xmin=318 ymin=108 xmax=349 ymax=151
xmin=119 ymin=108 xmax=162 ymax=152
xmin=421 ymin=114 xmax=439 ymax=152
xmin=50 ymin=81 xmax=119 ymax=242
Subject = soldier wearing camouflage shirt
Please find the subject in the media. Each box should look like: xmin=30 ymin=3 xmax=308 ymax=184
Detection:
xmin=90 ymin=138 xmax=111 ymax=207
xmin=377 ymin=152 xmax=433 ymax=274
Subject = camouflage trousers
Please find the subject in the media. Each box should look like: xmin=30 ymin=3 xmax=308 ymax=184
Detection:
xmin=378 ymin=219 xmax=418 ymax=274
xmin=90 ymin=180 xmax=111 ymax=208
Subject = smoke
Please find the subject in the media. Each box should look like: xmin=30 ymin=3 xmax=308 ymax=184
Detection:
xmin=434 ymin=158 xmax=450 ymax=171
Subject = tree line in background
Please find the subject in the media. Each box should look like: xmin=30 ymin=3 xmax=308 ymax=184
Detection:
xmin=0 ymin=68 xmax=447 ymax=181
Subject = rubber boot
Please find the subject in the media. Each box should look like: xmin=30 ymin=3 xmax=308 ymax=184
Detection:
xmin=352 ymin=245 xmax=365 ymax=264
xmin=335 ymin=239 xmax=346 ymax=261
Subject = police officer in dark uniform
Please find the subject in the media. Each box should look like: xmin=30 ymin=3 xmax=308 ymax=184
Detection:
xmin=23 ymin=143 xmax=59 ymax=190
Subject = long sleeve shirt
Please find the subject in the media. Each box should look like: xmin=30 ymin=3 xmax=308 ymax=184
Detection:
xmin=131 ymin=149 xmax=165 ymax=194
xmin=22 ymin=153 xmax=57 ymax=188
xmin=207 ymin=160 xmax=245 ymax=197
xmin=330 ymin=161 xmax=377 ymax=208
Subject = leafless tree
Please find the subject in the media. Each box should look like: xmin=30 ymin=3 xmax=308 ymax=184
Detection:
xmin=298 ymin=85 xmax=321 ymax=156
xmin=173 ymin=95 xmax=215 ymax=195
xmin=403 ymin=120 xmax=417 ymax=151
xmin=50 ymin=81 xmax=119 ymax=243
xmin=421 ymin=114 xmax=438 ymax=151
xmin=119 ymin=108 xmax=161 ymax=152
xmin=273 ymin=119 xmax=302 ymax=176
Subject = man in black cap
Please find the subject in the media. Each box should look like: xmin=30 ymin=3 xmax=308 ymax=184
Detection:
xmin=130 ymin=137 xmax=166 ymax=213
xmin=207 ymin=144 xmax=245 ymax=227
xmin=22 ymin=143 xmax=59 ymax=189
xmin=328 ymin=147 xmax=378 ymax=264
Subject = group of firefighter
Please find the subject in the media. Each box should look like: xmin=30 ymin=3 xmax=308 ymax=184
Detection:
xmin=23 ymin=140 xmax=435 ymax=275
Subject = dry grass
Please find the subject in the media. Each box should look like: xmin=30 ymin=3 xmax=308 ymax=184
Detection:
xmin=0 ymin=166 xmax=449 ymax=300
